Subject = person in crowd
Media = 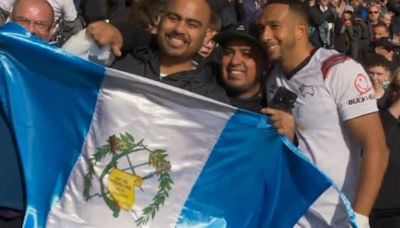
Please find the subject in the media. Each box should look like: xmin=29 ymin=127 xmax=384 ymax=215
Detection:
xmin=197 ymin=11 xmax=221 ymax=59
xmin=380 ymin=11 xmax=394 ymax=34
xmin=370 ymin=67 xmax=400 ymax=228
xmin=207 ymin=0 xmax=237 ymax=30
xmin=351 ymin=0 xmax=368 ymax=20
xmin=387 ymin=0 xmax=400 ymax=34
xmin=334 ymin=5 xmax=355 ymax=56
xmin=365 ymin=54 xmax=391 ymax=108
xmin=360 ymin=25 xmax=393 ymax=64
xmin=10 ymin=0 xmax=55 ymax=41
xmin=236 ymin=0 xmax=269 ymax=24
xmin=368 ymin=4 xmax=382 ymax=40
xmin=2 ymin=0 xmax=80 ymax=44
xmin=111 ymin=0 xmax=229 ymax=103
xmin=372 ymin=37 xmax=400 ymax=71
xmin=373 ymin=22 xmax=391 ymax=40
xmin=215 ymin=22 xmax=268 ymax=113
xmin=258 ymin=0 xmax=389 ymax=227
xmin=128 ymin=0 xmax=166 ymax=34
xmin=308 ymin=0 xmax=336 ymax=48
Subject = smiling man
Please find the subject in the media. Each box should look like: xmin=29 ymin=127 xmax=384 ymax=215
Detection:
xmin=258 ymin=0 xmax=388 ymax=227
xmin=215 ymin=22 xmax=267 ymax=112
xmin=112 ymin=0 xmax=228 ymax=103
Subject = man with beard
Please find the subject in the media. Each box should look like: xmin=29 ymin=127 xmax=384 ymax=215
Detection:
xmin=111 ymin=0 xmax=229 ymax=103
xmin=258 ymin=0 xmax=389 ymax=227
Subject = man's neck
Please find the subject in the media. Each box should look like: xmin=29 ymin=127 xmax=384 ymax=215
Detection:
xmin=160 ymin=55 xmax=194 ymax=75
xmin=281 ymin=44 xmax=314 ymax=75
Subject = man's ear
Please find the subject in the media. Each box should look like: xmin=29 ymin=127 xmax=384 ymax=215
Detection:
xmin=296 ymin=21 xmax=308 ymax=40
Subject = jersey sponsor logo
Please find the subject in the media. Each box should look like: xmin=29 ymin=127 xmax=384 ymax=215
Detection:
xmin=354 ymin=73 xmax=372 ymax=95
xmin=299 ymin=84 xmax=314 ymax=97
xmin=348 ymin=94 xmax=375 ymax=105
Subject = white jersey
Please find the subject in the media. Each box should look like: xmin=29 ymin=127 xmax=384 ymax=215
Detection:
xmin=266 ymin=48 xmax=378 ymax=227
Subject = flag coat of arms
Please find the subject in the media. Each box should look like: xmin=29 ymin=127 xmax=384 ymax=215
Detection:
xmin=0 ymin=23 xmax=336 ymax=227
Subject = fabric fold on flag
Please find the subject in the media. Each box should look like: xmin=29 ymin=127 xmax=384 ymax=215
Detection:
xmin=0 ymin=22 xmax=349 ymax=228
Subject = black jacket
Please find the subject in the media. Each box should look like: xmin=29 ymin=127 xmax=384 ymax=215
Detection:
xmin=112 ymin=40 xmax=230 ymax=104
xmin=373 ymin=109 xmax=400 ymax=210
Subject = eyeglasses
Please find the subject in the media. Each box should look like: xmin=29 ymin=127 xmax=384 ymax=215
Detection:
xmin=369 ymin=11 xmax=379 ymax=14
xmin=13 ymin=16 xmax=52 ymax=32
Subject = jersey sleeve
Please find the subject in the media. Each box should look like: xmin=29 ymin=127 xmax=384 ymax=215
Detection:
xmin=324 ymin=59 xmax=378 ymax=121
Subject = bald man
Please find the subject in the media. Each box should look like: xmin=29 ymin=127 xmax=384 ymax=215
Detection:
xmin=10 ymin=0 xmax=54 ymax=41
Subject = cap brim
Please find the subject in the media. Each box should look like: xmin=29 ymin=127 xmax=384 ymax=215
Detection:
xmin=215 ymin=31 xmax=262 ymax=49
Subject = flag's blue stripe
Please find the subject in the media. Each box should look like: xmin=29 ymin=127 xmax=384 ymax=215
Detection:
xmin=177 ymin=110 xmax=332 ymax=228
xmin=0 ymin=23 xmax=105 ymax=227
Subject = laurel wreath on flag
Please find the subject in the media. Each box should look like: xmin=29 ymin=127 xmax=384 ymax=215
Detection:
xmin=83 ymin=132 xmax=173 ymax=226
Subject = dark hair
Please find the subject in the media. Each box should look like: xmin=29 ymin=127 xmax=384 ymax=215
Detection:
xmin=129 ymin=0 xmax=167 ymax=29
xmin=364 ymin=54 xmax=391 ymax=71
xmin=373 ymin=22 xmax=389 ymax=33
xmin=386 ymin=82 xmax=400 ymax=107
xmin=208 ymin=11 xmax=222 ymax=32
xmin=263 ymin=0 xmax=310 ymax=25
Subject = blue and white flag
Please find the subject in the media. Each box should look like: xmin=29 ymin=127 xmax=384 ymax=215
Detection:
xmin=0 ymin=23 xmax=337 ymax=228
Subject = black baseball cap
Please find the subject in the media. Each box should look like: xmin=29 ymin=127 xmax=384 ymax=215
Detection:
xmin=215 ymin=22 xmax=262 ymax=49
xmin=372 ymin=38 xmax=397 ymax=51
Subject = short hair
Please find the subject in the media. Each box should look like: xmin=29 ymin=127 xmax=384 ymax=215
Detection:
xmin=12 ymin=0 xmax=54 ymax=24
xmin=208 ymin=11 xmax=221 ymax=32
xmin=263 ymin=0 xmax=310 ymax=25
xmin=364 ymin=54 xmax=391 ymax=72
xmin=373 ymin=22 xmax=389 ymax=33
xmin=129 ymin=0 xmax=167 ymax=29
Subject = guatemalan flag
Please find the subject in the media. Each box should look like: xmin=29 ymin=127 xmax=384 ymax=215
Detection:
xmin=0 ymin=23 xmax=342 ymax=228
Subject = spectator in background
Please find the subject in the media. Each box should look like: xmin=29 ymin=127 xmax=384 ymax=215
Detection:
xmin=129 ymin=0 xmax=166 ymax=34
xmin=372 ymin=37 xmax=400 ymax=71
xmin=207 ymin=0 xmax=237 ymax=30
xmin=380 ymin=11 xmax=394 ymax=34
xmin=309 ymin=0 xmax=336 ymax=48
xmin=368 ymin=4 xmax=382 ymax=40
xmin=334 ymin=5 xmax=355 ymax=55
xmin=1 ymin=0 xmax=81 ymax=45
xmin=387 ymin=0 xmax=400 ymax=34
xmin=197 ymin=11 xmax=221 ymax=59
xmin=236 ymin=0 xmax=269 ymax=24
xmin=352 ymin=4 xmax=371 ymax=61
xmin=10 ymin=0 xmax=55 ymax=41
xmin=365 ymin=55 xmax=391 ymax=108
xmin=359 ymin=16 xmax=389 ymax=63
xmin=351 ymin=0 xmax=368 ymax=20
xmin=373 ymin=22 xmax=391 ymax=40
